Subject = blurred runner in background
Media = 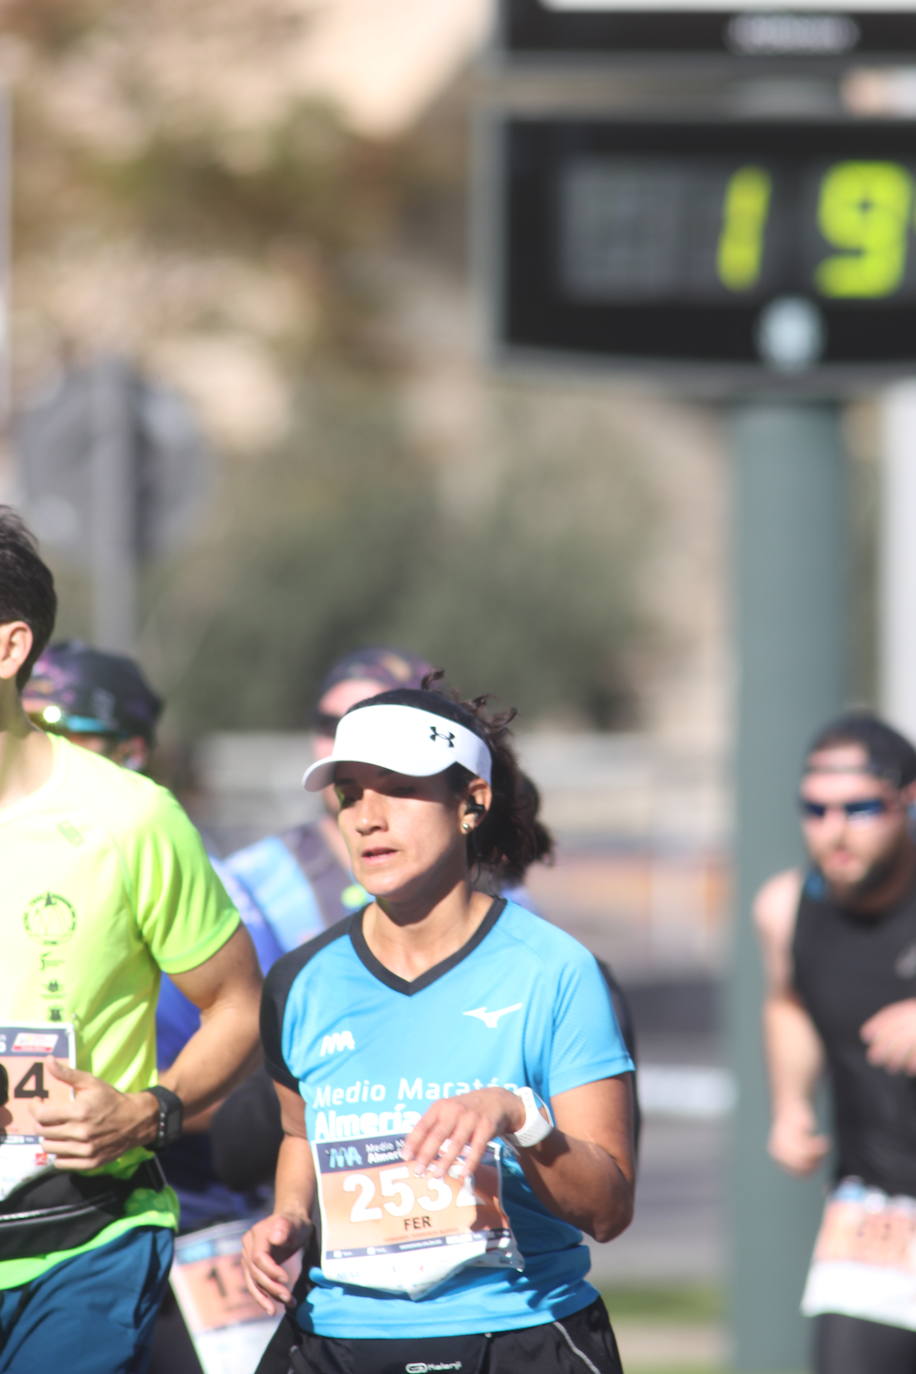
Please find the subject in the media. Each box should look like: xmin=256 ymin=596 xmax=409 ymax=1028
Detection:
xmin=756 ymin=711 xmax=916 ymax=1373
xmin=226 ymin=648 xmax=435 ymax=950
xmin=0 ymin=508 xmax=261 ymax=1374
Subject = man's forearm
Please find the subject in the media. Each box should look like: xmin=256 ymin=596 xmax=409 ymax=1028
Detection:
xmin=764 ymin=993 xmax=824 ymax=1118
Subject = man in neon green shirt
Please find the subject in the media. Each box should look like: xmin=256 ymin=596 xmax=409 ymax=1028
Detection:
xmin=0 ymin=508 xmax=262 ymax=1373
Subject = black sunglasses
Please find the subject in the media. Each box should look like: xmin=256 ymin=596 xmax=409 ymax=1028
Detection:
xmin=313 ymin=711 xmax=342 ymax=737
xmin=799 ymin=797 xmax=892 ymax=822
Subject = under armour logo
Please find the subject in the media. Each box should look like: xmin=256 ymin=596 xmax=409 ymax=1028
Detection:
xmin=429 ymin=727 xmax=456 ymax=747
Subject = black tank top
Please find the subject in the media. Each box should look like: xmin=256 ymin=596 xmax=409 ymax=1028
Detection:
xmin=793 ymin=875 xmax=916 ymax=1195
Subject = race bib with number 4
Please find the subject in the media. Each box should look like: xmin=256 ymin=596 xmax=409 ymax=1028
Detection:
xmin=802 ymin=1177 xmax=916 ymax=1331
xmin=0 ymin=1023 xmax=75 ymax=1201
xmin=313 ymin=1132 xmax=523 ymax=1300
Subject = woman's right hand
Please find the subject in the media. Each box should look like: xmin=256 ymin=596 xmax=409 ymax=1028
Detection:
xmin=241 ymin=1212 xmax=310 ymax=1314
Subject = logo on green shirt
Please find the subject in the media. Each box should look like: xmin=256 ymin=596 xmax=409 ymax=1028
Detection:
xmin=23 ymin=892 xmax=78 ymax=945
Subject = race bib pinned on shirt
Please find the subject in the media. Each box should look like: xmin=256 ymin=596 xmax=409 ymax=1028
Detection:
xmin=313 ymin=1131 xmax=523 ymax=1299
xmin=802 ymin=1177 xmax=916 ymax=1331
xmin=0 ymin=1023 xmax=75 ymax=1201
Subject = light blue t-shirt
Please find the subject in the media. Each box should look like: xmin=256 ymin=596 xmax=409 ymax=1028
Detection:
xmin=262 ymin=899 xmax=634 ymax=1338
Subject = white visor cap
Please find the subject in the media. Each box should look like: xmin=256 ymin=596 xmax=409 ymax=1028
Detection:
xmin=302 ymin=703 xmax=492 ymax=791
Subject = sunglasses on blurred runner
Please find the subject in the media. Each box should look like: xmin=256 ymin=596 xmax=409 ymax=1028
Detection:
xmin=799 ymin=797 xmax=892 ymax=822
xmin=313 ymin=711 xmax=342 ymax=737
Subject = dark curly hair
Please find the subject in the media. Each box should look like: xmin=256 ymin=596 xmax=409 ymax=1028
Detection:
xmin=345 ymin=677 xmax=554 ymax=886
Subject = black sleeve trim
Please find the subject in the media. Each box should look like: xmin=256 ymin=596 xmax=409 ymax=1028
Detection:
xmin=596 ymin=957 xmax=641 ymax=1159
xmin=260 ymin=916 xmax=355 ymax=1092
xmin=350 ymin=897 xmax=506 ymax=995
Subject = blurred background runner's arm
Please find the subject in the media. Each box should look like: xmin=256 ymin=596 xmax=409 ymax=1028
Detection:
xmin=755 ymin=869 xmax=830 ymax=1176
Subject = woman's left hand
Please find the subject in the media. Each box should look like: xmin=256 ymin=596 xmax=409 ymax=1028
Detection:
xmin=403 ymin=1087 xmax=526 ymax=1181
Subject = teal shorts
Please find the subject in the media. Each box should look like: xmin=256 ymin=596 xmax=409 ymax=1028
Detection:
xmin=0 ymin=1225 xmax=173 ymax=1374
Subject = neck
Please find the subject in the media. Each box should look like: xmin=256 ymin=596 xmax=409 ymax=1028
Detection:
xmin=363 ymin=882 xmax=492 ymax=982
xmin=0 ymin=692 xmax=54 ymax=808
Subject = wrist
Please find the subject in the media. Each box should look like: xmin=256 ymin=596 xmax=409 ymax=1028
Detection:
xmin=281 ymin=1208 xmax=310 ymax=1228
xmin=506 ymin=1086 xmax=553 ymax=1149
xmin=144 ymin=1085 xmax=184 ymax=1150
xmin=132 ymin=1091 xmax=160 ymax=1149
xmin=275 ymin=1206 xmax=311 ymax=1237
xmin=773 ymin=1099 xmax=814 ymax=1125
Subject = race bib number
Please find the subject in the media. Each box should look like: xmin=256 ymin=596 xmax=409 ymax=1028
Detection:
xmin=170 ymin=1219 xmax=281 ymax=1374
xmin=0 ymin=1023 xmax=75 ymax=1201
xmin=313 ymin=1132 xmax=523 ymax=1299
xmin=802 ymin=1178 xmax=916 ymax=1330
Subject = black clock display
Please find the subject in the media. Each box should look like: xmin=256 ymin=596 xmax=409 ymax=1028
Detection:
xmin=494 ymin=116 xmax=916 ymax=379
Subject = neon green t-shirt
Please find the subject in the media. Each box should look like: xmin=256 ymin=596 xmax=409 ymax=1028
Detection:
xmin=0 ymin=735 xmax=241 ymax=1287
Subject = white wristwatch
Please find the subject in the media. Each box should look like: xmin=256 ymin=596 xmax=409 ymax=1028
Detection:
xmin=507 ymin=1087 xmax=553 ymax=1148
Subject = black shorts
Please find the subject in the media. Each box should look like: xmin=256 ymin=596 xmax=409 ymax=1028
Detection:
xmin=256 ymin=1297 xmax=623 ymax=1374
xmin=813 ymin=1311 xmax=916 ymax=1374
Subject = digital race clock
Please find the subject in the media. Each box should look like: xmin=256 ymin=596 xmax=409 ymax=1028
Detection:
xmin=491 ymin=115 xmax=916 ymax=382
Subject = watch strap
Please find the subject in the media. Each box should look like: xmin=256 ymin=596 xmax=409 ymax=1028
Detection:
xmin=147 ymin=1085 xmax=183 ymax=1150
xmin=507 ymin=1086 xmax=553 ymax=1148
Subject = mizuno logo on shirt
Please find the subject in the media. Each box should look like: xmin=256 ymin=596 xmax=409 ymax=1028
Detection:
xmin=463 ymin=1003 xmax=523 ymax=1030
xmin=320 ymin=1030 xmax=356 ymax=1056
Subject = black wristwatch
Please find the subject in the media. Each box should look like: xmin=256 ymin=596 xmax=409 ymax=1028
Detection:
xmin=147 ymin=1085 xmax=183 ymax=1150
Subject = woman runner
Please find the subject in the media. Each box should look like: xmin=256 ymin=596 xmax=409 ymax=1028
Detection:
xmin=242 ymin=683 xmax=636 ymax=1373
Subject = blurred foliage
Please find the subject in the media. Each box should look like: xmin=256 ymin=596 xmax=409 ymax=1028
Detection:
xmin=384 ymin=397 xmax=654 ymax=729
xmin=131 ymin=374 xmax=656 ymax=733
xmin=13 ymin=3 xmax=664 ymax=735
xmin=0 ymin=0 xmax=108 ymax=52
xmin=8 ymin=4 xmax=455 ymax=378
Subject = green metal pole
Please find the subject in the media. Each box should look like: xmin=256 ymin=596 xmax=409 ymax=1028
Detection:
xmin=728 ymin=400 xmax=849 ymax=1372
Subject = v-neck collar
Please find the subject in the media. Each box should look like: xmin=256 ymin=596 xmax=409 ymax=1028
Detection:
xmin=350 ymin=897 xmax=506 ymax=996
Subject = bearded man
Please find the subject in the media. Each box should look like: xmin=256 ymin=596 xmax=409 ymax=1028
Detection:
xmin=756 ymin=711 xmax=916 ymax=1373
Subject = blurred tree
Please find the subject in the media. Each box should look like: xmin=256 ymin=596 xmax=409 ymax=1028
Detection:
xmin=130 ymin=376 xmax=655 ymax=733
xmin=386 ymin=386 xmax=655 ymax=727
xmin=9 ymin=2 xmax=665 ymax=736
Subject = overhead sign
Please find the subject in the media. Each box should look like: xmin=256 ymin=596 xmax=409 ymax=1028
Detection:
xmin=498 ymin=0 xmax=916 ymax=65
xmin=488 ymin=113 xmax=916 ymax=385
